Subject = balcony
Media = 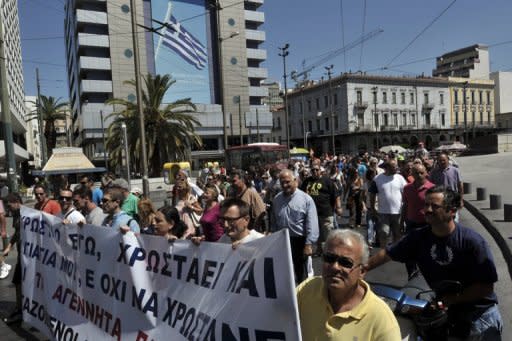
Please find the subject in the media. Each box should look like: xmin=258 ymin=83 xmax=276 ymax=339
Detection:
xmin=401 ymin=125 xmax=416 ymax=130
xmin=354 ymin=125 xmax=373 ymax=132
xmin=246 ymin=48 xmax=267 ymax=60
xmin=246 ymin=0 xmax=263 ymax=6
xmin=249 ymin=86 xmax=268 ymax=97
xmin=422 ymin=103 xmax=435 ymax=111
xmin=79 ymin=56 xmax=111 ymax=71
xmin=80 ymin=79 xmax=112 ymax=93
xmin=78 ymin=33 xmax=109 ymax=48
xmin=247 ymin=67 xmax=268 ymax=79
xmin=245 ymin=29 xmax=266 ymax=42
xmin=380 ymin=126 xmax=398 ymax=131
xmin=76 ymin=9 xmax=107 ymax=25
xmin=354 ymin=101 xmax=368 ymax=110
xmin=244 ymin=10 xmax=265 ymax=24
xmin=422 ymin=124 xmax=438 ymax=129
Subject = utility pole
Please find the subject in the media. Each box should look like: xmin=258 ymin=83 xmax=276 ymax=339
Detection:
xmin=36 ymin=68 xmax=47 ymax=165
xmin=130 ymin=0 xmax=149 ymax=196
xmin=301 ymin=85 xmax=306 ymax=147
xmin=214 ymin=0 xmax=228 ymax=150
xmin=279 ymin=43 xmax=290 ymax=150
xmin=256 ymin=108 xmax=260 ymax=142
xmin=100 ymin=110 xmax=108 ymax=172
xmin=237 ymin=96 xmax=242 ymax=144
xmin=0 ymin=25 xmax=18 ymax=192
xmin=325 ymin=64 xmax=334 ymax=155
xmin=372 ymin=86 xmax=378 ymax=150
xmin=121 ymin=123 xmax=131 ymax=189
xmin=463 ymin=82 xmax=468 ymax=144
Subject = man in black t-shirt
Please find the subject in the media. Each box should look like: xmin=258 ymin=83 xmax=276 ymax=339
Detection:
xmin=367 ymin=186 xmax=502 ymax=339
xmin=301 ymin=163 xmax=342 ymax=254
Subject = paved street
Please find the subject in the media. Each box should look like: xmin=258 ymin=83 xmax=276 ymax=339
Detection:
xmin=1 ymin=154 xmax=512 ymax=339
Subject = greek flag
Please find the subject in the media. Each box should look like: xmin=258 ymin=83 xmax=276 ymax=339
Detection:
xmin=162 ymin=15 xmax=208 ymax=70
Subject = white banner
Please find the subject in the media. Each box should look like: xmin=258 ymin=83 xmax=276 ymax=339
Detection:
xmin=20 ymin=206 xmax=301 ymax=341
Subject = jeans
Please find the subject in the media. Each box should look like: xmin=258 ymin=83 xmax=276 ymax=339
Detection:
xmin=466 ymin=304 xmax=503 ymax=341
xmin=377 ymin=213 xmax=401 ymax=246
xmin=366 ymin=213 xmax=377 ymax=244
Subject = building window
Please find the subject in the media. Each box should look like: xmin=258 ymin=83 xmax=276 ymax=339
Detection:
xmin=487 ymin=91 xmax=491 ymax=104
xmin=402 ymin=113 xmax=407 ymax=126
xmin=324 ymin=95 xmax=328 ymax=108
xmin=393 ymin=113 xmax=398 ymax=126
xmin=277 ymin=117 xmax=281 ymax=128
xmin=383 ymin=114 xmax=389 ymax=126
xmin=334 ymin=93 xmax=338 ymax=105
xmin=121 ymin=4 xmax=130 ymax=13
xmin=325 ymin=117 xmax=329 ymax=130
xmin=307 ymin=100 xmax=312 ymax=111
xmin=410 ymin=93 xmax=414 ymax=104
xmin=382 ymin=92 xmax=387 ymax=104
xmin=471 ymin=91 xmax=475 ymax=104
xmin=316 ymin=119 xmax=321 ymax=131
xmin=308 ymin=120 xmax=312 ymax=131
xmin=479 ymin=91 xmax=483 ymax=104
xmin=316 ymin=98 xmax=320 ymax=109
xmin=401 ymin=92 xmax=405 ymax=104
xmin=124 ymin=49 xmax=133 ymax=58
xmin=392 ymin=92 xmax=396 ymax=104
xmin=440 ymin=93 xmax=444 ymax=105
xmin=411 ymin=113 xmax=416 ymax=126
xmin=425 ymin=113 xmax=431 ymax=126
xmin=480 ymin=112 xmax=484 ymax=124
xmin=488 ymin=112 xmax=491 ymax=122
xmin=441 ymin=113 xmax=445 ymax=126
xmin=454 ymin=91 xmax=458 ymax=104
xmin=335 ymin=116 xmax=339 ymax=129
xmin=455 ymin=112 xmax=459 ymax=125
xmin=374 ymin=114 xmax=379 ymax=128
xmin=373 ymin=91 xmax=377 ymax=104
xmin=357 ymin=90 xmax=363 ymax=104
xmin=228 ymin=18 xmax=236 ymax=26
xmin=424 ymin=93 xmax=429 ymax=104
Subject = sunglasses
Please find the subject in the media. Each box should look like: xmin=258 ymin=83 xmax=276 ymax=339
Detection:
xmin=35 ymin=192 xmax=45 ymax=196
xmin=59 ymin=196 xmax=73 ymax=202
xmin=102 ymin=198 xmax=115 ymax=204
xmin=322 ymin=253 xmax=358 ymax=269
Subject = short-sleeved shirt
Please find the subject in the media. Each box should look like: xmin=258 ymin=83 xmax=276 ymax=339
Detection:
xmin=59 ymin=208 xmax=86 ymax=225
xmin=121 ymin=193 xmax=139 ymax=218
xmin=297 ymin=277 xmax=401 ymax=341
xmin=35 ymin=199 xmax=62 ymax=216
xmin=92 ymin=187 xmax=103 ymax=206
xmin=218 ymin=229 xmax=263 ymax=244
xmin=86 ymin=206 xmax=107 ymax=226
xmin=428 ymin=165 xmax=462 ymax=192
xmin=103 ymin=211 xmax=140 ymax=233
xmin=237 ymin=187 xmax=266 ymax=230
xmin=199 ymin=203 xmax=224 ymax=242
xmin=387 ymin=224 xmax=498 ymax=309
xmin=301 ymin=176 xmax=337 ymax=217
xmin=368 ymin=173 xmax=407 ymax=214
xmin=402 ymin=180 xmax=435 ymax=224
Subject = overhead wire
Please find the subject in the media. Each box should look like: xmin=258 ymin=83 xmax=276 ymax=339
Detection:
xmin=385 ymin=0 xmax=457 ymax=67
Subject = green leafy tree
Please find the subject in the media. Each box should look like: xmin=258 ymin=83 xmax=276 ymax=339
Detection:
xmin=26 ymin=96 xmax=69 ymax=158
xmin=105 ymin=74 xmax=202 ymax=177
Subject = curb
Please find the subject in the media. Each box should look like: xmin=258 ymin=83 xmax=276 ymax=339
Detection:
xmin=464 ymin=199 xmax=512 ymax=281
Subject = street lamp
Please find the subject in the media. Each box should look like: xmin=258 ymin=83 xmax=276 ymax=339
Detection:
xmin=100 ymin=110 xmax=108 ymax=172
xmin=305 ymin=131 xmax=312 ymax=148
xmin=121 ymin=123 xmax=131 ymax=188
xmin=279 ymin=43 xmax=290 ymax=150
xmin=325 ymin=64 xmax=335 ymax=155
xmin=372 ymin=86 xmax=378 ymax=149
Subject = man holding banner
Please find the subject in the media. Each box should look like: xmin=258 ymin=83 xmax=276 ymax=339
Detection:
xmin=297 ymin=229 xmax=401 ymax=340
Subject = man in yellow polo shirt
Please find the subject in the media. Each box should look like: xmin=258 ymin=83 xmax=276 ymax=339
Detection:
xmin=297 ymin=229 xmax=401 ymax=340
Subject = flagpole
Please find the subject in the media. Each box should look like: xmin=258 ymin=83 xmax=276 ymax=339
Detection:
xmin=155 ymin=2 xmax=173 ymax=59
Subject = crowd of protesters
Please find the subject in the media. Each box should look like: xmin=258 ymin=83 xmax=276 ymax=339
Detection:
xmin=0 ymin=144 xmax=503 ymax=340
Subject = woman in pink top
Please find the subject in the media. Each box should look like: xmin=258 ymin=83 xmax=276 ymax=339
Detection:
xmin=199 ymin=184 xmax=224 ymax=242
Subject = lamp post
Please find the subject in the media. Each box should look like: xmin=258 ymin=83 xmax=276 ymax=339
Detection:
xmin=325 ymin=64 xmax=334 ymax=154
xmin=100 ymin=110 xmax=108 ymax=172
xmin=301 ymin=85 xmax=306 ymax=147
xmin=305 ymin=131 xmax=311 ymax=148
xmin=121 ymin=123 xmax=131 ymax=188
xmin=129 ymin=0 xmax=149 ymax=196
xmin=279 ymin=43 xmax=290 ymax=150
xmin=463 ymin=81 xmax=469 ymax=144
xmin=372 ymin=86 xmax=378 ymax=149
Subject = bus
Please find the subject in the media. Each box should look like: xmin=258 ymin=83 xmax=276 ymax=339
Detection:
xmin=289 ymin=147 xmax=310 ymax=163
xmin=225 ymin=143 xmax=288 ymax=171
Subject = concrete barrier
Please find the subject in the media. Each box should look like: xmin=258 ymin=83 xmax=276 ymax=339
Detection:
xmin=490 ymin=194 xmax=502 ymax=210
xmin=463 ymin=182 xmax=472 ymax=195
xmin=476 ymin=187 xmax=487 ymax=201
xmin=504 ymin=204 xmax=512 ymax=222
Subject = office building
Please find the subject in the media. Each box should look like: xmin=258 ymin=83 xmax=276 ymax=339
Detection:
xmin=433 ymin=44 xmax=490 ymax=79
xmin=0 ymin=0 xmax=29 ymax=175
xmin=64 ymin=0 xmax=272 ymax=169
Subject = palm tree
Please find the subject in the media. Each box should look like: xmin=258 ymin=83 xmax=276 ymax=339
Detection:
xmin=105 ymin=73 xmax=202 ymax=177
xmin=26 ymin=96 xmax=69 ymax=158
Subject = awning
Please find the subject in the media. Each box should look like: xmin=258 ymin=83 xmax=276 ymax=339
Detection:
xmin=31 ymin=147 xmax=106 ymax=176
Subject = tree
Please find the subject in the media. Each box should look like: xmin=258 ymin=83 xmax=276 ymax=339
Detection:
xmin=105 ymin=74 xmax=202 ymax=177
xmin=26 ymin=96 xmax=69 ymax=158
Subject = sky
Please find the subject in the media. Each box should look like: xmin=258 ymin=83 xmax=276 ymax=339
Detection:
xmin=17 ymin=0 xmax=512 ymax=100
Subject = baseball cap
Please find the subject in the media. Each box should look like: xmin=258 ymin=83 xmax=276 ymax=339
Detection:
xmin=131 ymin=187 xmax=142 ymax=195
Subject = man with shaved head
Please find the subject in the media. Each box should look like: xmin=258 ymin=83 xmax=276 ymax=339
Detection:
xmin=272 ymin=169 xmax=319 ymax=283
xmin=400 ymin=163 xmax=435 ymax=278
xmin=368 ymin=158 xmax=407 ymax=247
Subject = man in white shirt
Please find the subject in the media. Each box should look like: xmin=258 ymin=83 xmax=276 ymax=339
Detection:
xmin=58 ymin=189 xmax=86 ymax=225
xmin=368 ymin=159 xmax=406 ymax=247
xmin=217 ymin=198 xmax=263 ymax=246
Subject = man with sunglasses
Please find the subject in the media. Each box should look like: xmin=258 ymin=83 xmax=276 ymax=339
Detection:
xmin=58 ymin=188 xmax=86 ymax=225
xmin=367 ymin=186 xmax=502 ymax=340
xmin=72 ymin=186 xmax=107 ymax=226
xmin=34 ymin=184 xmax=61 ymax=216
xmin=297 ymin=229 xmax=400 ymax=340
xmin=101 ymin=187 xmax=140 ymax=233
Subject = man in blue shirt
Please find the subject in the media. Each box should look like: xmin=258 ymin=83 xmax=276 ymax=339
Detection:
xmin=102 ymin=187 xmax=140 ymax=233
xmin=367 ymin=186 xmax=502 ymax=340
xmin=272 ymin=169 xmax=319 ymax=283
